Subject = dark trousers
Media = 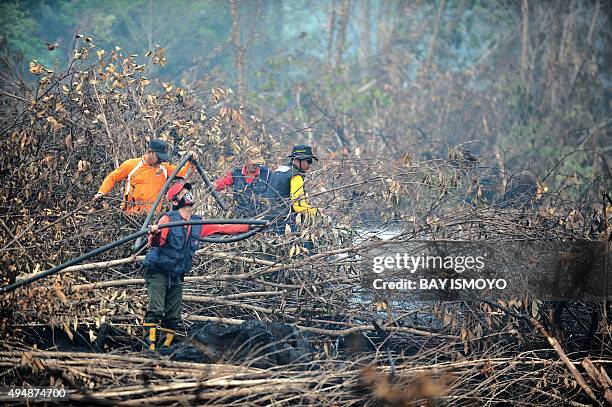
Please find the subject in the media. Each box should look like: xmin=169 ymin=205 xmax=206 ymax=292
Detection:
xmin=266 ymin=211 xmax=297 ymax=235
xmin=143 ymin=268 xmax=183 ymax=330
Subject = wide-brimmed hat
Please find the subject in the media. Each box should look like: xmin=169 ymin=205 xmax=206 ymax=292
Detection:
xmin=245 ymin=146 xmax=265 ymax=165
xmin=149 ymin=139 xmax=170 ymax=163
xmin=288 ymin=145 xmax=318 ymax=161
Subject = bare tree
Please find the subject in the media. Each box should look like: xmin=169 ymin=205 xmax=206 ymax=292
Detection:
xmin=424 ymin=0 xmax=445 ymax=70
xmin=230 ymin=0 xmax=245 ymax=102
xmin=358 ymin=0 xmax=371 ymax=65
xmin=520 ymin=0 xmax=530 ymax=83
xmin=335 ymin=0 xmax=351 ymax=67
xmin=327 ymin=0 xmax=337 ymax=66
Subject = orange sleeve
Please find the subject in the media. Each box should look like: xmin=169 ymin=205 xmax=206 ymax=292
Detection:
xmin=165 ymin=161 xmax=193 ymax=179
xmin=98 ymin=159 xmax=138 ymax=195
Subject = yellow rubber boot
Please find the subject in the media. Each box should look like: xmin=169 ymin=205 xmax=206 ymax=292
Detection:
xmin=143 ymin=322 xmax=157 ymax=351
xmin=159 ymin=327 xmax=175 ymax=347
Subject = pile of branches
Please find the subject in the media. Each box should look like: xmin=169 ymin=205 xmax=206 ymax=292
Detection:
xmin=2 ymin=345 xmax=610 ymax=405
xmin=0 ymin=36 xmax=284 ymax=277
xmin=1 ymin=41 xmax=610 ymax=405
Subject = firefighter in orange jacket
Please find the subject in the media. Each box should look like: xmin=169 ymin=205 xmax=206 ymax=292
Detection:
xmin=93 ymin=139 xmax=195 ymax=214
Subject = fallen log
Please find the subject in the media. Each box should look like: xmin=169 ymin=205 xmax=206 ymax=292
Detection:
xmin=186 ymin=315 xmax=459 ymax=339
xmin=17 ymin=251 xmax=275 ymax=283
xmin=73 ymin=272 xmax=263 ymax=291
xmin=0 ymin=350 xmax=264 ymax=374
xmin=183 ymin=295 xmax=274 ymax=314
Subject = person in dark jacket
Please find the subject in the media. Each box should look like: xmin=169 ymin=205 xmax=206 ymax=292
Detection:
xmin=214 ymin=146 xmax=270 ymax=218
xmin=265 ymin=145 xmax=318 ymax=235
xmin=142 ymin=182 xmax=249 ymax=350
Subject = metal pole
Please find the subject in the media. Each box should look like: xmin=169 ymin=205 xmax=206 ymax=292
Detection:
xmin=191 ymin=158 xmax=229 ymax=211
xmin=132 ymin=153 xmax=193 ymax=251
xmin=132 ymin=155 xmax=230 ymax=252
xmin=1 ymin=219 xmax=268 ymax=295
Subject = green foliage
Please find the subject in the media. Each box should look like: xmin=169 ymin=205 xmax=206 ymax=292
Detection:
xmin=0 ymin=2 xmax=41 ymax=62
xmin=1 ymin=0 xmax=232 ymax=79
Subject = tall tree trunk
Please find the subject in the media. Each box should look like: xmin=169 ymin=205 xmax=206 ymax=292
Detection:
xmin=520 ymin=0 xmax=530 ymax=82
xmin=559 ymin=0 xmax=576 ymax=106
xmin=335 ymin=0 xmax=351 ymax=68
xmin=376 ymin=0 xmax=391 ymax=56
xmin=424 ymin=0 xmax=445 ymax=71
xmin=586 ymin=0 xmax=599 ymax=45
xmin=327 ymin=0 xmax=337 ymax=66
xmin=230 ymin=0 xmax=245 ymax=103
xmin=375 ymin=0 xmax=385 ymax=55
xmin=520 ymin=0 xmax=531 ymax=107
xmin=358 ymin=0 xmax=371 ymax=65
xmin=568 ymin=1 xmax=599 ymax=98
xmin=545 ymin=2 xmax=564 ymax=111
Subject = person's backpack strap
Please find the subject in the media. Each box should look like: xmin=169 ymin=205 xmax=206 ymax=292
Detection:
xmin=123 ymin=159 xmax=145 ymax=208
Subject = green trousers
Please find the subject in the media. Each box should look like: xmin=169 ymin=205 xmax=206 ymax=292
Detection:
xmin=143 ymin=269 xmax=183 ymax=330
